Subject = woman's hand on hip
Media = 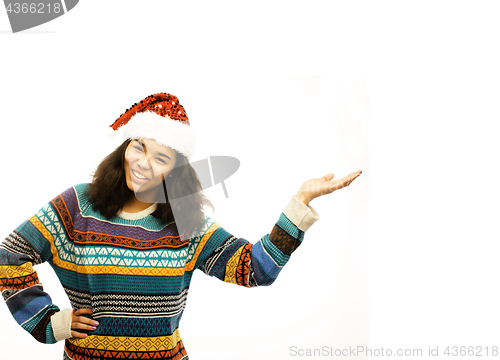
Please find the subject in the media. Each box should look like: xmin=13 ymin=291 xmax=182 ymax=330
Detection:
xmin=71 ymin=308 xmax=99 ymax=338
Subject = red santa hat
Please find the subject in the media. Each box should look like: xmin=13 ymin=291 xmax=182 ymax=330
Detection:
xmin=109 ymin=93 xmax=196 ymax=160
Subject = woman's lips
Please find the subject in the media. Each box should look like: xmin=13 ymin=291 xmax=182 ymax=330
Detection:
xmin=131 ymin=169 xmax=149 ymax=184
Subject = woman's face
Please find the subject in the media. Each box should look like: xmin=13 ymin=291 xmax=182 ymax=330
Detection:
xmin=124 ymin=139 xmax=178 ymax=201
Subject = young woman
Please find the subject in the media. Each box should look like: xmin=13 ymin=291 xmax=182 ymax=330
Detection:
xmin=0 ymin=93 xmax=362 ymax=360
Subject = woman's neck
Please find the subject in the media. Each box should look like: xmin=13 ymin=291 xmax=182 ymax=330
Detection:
xmin=122 ymin=198 xmax=155 ymax=213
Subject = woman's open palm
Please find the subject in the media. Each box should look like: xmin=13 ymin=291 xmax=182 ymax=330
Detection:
xmin=296 ymin=170 xmax=362 ymax=205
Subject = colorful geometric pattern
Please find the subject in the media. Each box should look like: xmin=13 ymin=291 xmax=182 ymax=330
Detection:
xmin=79 ymin=315 xmax=182 ymax=337
xmin=72 ymin=232 xmax=188 ymax=250
xmin=223 ymin=245 xmax=244 ymax=284
xmin=0 ymin=183 xmax=316 ymax=359
xmin=236 ymin=243 xmax=252 ymax=287
xmin=2 ymin=229 xmax=47 ymax=265
xmin=65 ymin=339 xmax=188 ymax=360
xmin=0 ymin=271 xmax=39 ymax=291
xmin=0 ymin=262 xmax=35 ymax=278
xmin=68 ymin=329 xmax=182 ymax=351
xmin=268 ymin=224 xmax=302 ymax=256
xmin=73 ymin=184 xmax=171 ymax=231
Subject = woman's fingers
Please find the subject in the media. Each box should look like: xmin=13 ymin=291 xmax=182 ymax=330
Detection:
xmin=331 ymin=170 xmax=362 ymax=191
xmin=72 ymin=320 xmax=98 ymax=330
xmin=74 ymin=308 xmax=93 ymax=316
xmin=342 ymin=170 xmax=362 ymax=187
xmin=321 ymin=173 xmax=335 ymax=181
xmin=71 ymin=330 xmax=89 ymax=339
xmin=344 ymin=170 xmax=362 ymax=184
xmin=71 ymin=308 xmax=98 ymax=338
xmin=74 ymin=315 xmax=98 ymax=325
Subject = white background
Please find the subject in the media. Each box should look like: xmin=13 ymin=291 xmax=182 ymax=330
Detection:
xmin=0 ymin=1 xmax=499 ymax=360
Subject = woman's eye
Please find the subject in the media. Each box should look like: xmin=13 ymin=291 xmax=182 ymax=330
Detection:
xmin=156 ymin=158 xmax=166 ymax=164
xmin=134 ymin=146 xmax=143 ymax=152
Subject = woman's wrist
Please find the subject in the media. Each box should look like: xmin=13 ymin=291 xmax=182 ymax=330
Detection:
xmin=295 ymin=191 xmax=310 ymax=207
xmin=51 ymin=308 xmax=74 ymax=342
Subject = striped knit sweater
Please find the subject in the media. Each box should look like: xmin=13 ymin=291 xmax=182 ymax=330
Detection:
xmin=0 ymin=183 xmax=320 ymax=360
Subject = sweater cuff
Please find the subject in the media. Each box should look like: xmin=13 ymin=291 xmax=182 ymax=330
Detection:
xmin=283 ymin=195 xmax=320 ymax=232
xmin=50 ymin=308 xmax=73 ymax=342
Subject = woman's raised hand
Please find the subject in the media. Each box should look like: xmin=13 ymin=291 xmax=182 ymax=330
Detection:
xmin=295 ymin=170 xmax=362 ymax=206
xmin=71 ymin=308 xmax=99 ymax=338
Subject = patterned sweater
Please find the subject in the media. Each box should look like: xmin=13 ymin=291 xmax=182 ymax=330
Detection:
xmin=0 ymin=183 xmax=320 ymax=360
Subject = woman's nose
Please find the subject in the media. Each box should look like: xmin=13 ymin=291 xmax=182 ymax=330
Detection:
xmin=137 ymin=155 xmax=151 ymax=169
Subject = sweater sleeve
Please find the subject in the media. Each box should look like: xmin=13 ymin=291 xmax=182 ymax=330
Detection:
xmin=0 ymin=189 xmax=74 ymax=343
xmin=194 ymin=195 xmax=320 ymax=287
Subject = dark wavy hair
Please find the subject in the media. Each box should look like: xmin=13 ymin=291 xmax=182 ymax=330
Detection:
xmin=86 ymin=139 xmax=214 ymax=239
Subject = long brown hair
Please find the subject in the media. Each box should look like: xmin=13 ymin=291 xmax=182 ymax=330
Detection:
xmin=87 ymin=139 xmax=214 ymax=239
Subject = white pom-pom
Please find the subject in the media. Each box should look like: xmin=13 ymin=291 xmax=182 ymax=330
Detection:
xmin=107 ymin=127 xmax=117 ymax=140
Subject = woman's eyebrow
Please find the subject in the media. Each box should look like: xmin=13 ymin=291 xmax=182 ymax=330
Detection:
xmin=135 ymin=140 xmax=144 ymax=147
xmin=157 ymin=152 xmax=172 ymax=160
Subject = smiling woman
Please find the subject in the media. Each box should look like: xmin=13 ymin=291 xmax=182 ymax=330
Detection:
xmin=0 ymin=92 xmax=361 ymax=360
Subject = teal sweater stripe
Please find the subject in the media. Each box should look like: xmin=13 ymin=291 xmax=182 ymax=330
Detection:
xmin=261 ymin=234 xmax=290 ymax=267
xmin=52 ymin=265 xmax=193 ymax=294
xmin=21 ymin=304 xmax=60 ymax=333
xmin=75 ymin=184 xmax=170 ymax=230
xmin=277 ymin=213 xmax=305 ymax=243
xmin=45 ymin=321 xmax=57 ymax=344
xmin=54 ymin=244 xmax=190 ymax=269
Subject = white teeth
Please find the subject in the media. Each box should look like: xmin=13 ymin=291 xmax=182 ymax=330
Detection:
xmin=132 ymin=170 xmax=148 ymax=180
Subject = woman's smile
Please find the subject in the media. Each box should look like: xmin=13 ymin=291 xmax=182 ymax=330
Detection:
xmin=131 ymin=169 xmax=150 ymax=182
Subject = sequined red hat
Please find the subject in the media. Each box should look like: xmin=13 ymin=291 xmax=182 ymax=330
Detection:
xmin=109 ymin=93 xmax=196 ymax=160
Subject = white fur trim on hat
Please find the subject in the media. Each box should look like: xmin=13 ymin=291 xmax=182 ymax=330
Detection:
xmin=123 ymin=111 xmax=197 ymax=160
